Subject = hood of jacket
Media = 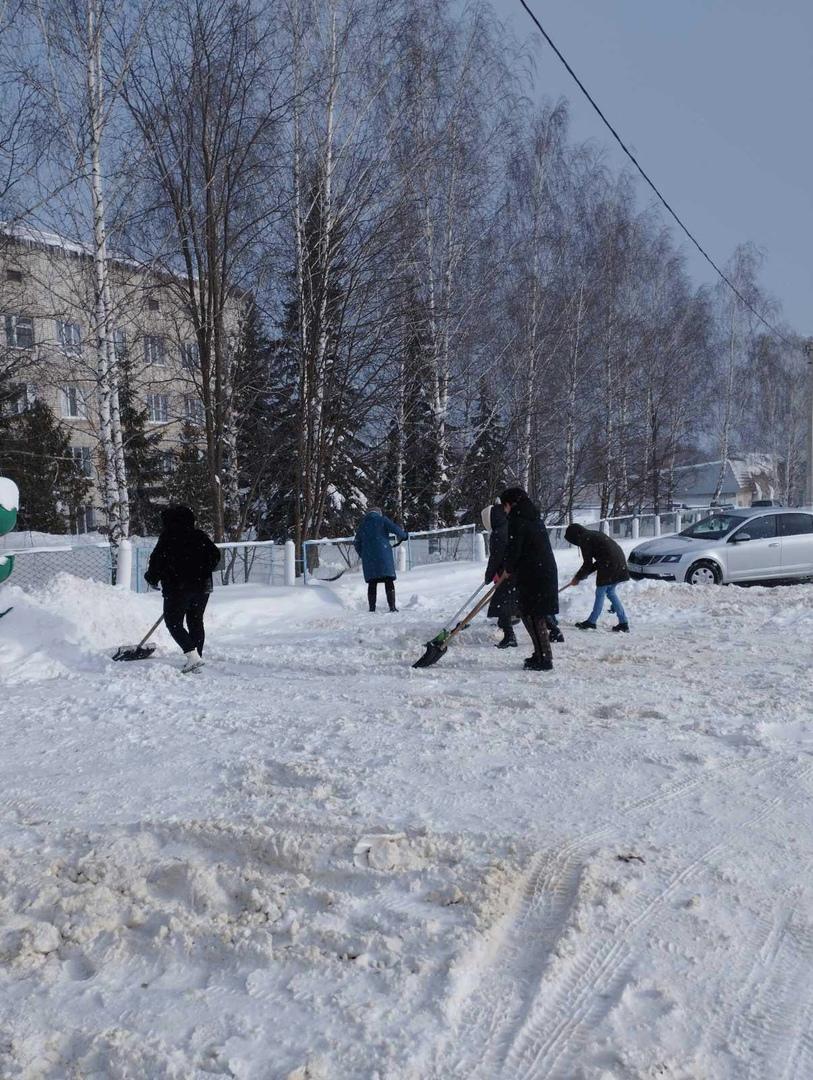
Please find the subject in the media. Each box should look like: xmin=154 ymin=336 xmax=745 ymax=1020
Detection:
xmin=564 ymin=523 xmax=588 ymax=544
xmin=161 ymin=505 xmax=196 ymax=531
xmin=481 ymin=503 xmax=506 ymax=532
xmin=509 ymin=493 xmax=541 ymax=523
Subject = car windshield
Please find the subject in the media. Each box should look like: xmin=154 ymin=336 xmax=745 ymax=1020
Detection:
xmin=679 ymin=513 xmax=744 ymax=540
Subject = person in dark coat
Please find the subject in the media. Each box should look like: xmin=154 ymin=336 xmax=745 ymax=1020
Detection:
xmin=144 ymin=505 xmax=222 ymax=671
xmin=497 ymin=487 xmax=559 ymax=671
xmin=353 ymin=508 xmax=408 ymax=612
xmin=564 ymin=522 xmax=630 ymax=632
xmin=481 ymin=502 xmax=520 ymax=648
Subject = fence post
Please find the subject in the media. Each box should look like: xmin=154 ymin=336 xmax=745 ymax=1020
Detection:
xmin=302 ymin=542 xmax=309 ymax=585
xmin=674 ymin=511 xmax=682 ymax=534
xmin=632 ymin=516 xmax=640 ymax=540
xmin=115 ymin=538 xmax=132 ymax=590
xmin=654 ymin=514 xmax=662 ymax=537
xmin=474 ymin=532 xmax=486 ymax=563
xmin=397 ymin=543 xmax=408 ymax=573
xmin=406 ymin=533 xmax=413 ymax=571
xmin=284 ymin=540 xmax=296 ymax=586
xmin=600 ymin=519 xmax=610 ymax=535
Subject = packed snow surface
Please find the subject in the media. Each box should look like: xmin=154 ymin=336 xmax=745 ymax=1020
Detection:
xmin=2 ymin=555 xmax=813 ymax=1079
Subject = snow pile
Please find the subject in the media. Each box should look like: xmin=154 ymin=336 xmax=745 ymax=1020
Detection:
xmin=0 ymin=815 xmax=519 ymax=1079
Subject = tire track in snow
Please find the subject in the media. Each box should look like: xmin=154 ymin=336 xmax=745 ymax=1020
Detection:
xmin=430 ymin=756 xmax=810 ymax=1080
xmin=504 ymin=760 xmax=813 ymax=1080
xmin=729 ymin=902 xmax=813 ymax=1080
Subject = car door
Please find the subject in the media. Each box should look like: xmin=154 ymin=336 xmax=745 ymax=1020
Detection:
xmin=724 ymin=514 xmax=781 ymax=581
xmin=778 ymin=512 xmax=813 ymax=576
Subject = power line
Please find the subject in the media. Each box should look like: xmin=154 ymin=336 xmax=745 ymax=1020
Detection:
xmin=517 ymin=0 xmax=798 ymax=351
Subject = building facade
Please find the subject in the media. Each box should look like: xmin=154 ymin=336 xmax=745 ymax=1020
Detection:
xmin=0 ymin=228 xmax=210 ymax=533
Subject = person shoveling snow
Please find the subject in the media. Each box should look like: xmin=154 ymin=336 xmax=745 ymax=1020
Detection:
xmin=142 ymin=505 xmax=221 ymax=672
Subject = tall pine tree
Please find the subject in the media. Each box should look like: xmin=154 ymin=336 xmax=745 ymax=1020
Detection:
xmin=2 ymin=400 xmax=92 ymax=533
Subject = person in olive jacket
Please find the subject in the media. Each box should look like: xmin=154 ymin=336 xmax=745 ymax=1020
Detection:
xmin=144 ymin=505 xmax=222 ymax=671
xmin=496 ymin=487 xmax=559 ymax=671
xmin=564 ymin=522 xmax=630 ymax=632
xmin=481 ymin=502 xmax=520 ymax=648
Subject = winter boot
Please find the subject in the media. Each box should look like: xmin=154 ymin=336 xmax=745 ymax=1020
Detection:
xmin=612 ymin=622 xmax=630 ymax=633
xmin=182 ymin=650 xmax=204 ymax=674
xmin=524 ymin=655 xmax=553 ymax=671
xmin=496 ymin=628 xmax=518 ymax=649
xmin=575 ymin=620 xmax=597 ymax=630
xmin=548 ymin=626 xmax=565 ymax=643
xmin=388 ymin=606 xmax=399 ymax=613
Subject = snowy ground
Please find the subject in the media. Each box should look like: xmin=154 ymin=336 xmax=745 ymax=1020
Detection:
xmin=2 ymin=553 xmax=813 ymax=1079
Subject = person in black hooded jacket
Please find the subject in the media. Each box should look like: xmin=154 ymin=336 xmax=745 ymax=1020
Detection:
xmin=496 ymin=487 xmax=559 ymax=671
xmin=144 ymin=505 xmax=221 ymax=671
xmin=564 ymin=522 xmax=630 ymax=632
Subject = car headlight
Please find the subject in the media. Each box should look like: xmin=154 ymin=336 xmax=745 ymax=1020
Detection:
xmin=658 ymin=554 xmax=683 ymax=563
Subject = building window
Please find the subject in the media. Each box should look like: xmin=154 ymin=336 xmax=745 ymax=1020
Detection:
xmin=144 ymin=334 xmax=166 ymax=366
xmin=69 ymin=445 xmax=94 ymax=477
xmin=56 ymin=320 xmax=82 ymax=354
xmin=4 ymin=314 xmax=34 ymax=350
xmin=160 ymin=449 xmax=176 ymax=475
xmin=146 ymin=393 xmax=169 ymax=422
xmin=184 ymin=395 xmax=204 ymax=424
xmin=6 ymin=268 xmax=22 ymax=283
xmin=73 ymin=505 xmax=96 ymax=535
xmin=113 ymin=328 xmax=127 ymax=361
xmin=61 ymin=385 xmax=87 ymax=419
xmin=148 ymin=297 xmax=160 ymax=312
xmin=180 ymin=341 xmax=199 ymax=371
xmin=4 ymin=382 xmax=33 ymax=415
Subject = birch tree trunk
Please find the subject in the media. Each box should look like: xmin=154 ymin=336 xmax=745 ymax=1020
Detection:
xmin=86 ymin=0 xmax=129 ymax=543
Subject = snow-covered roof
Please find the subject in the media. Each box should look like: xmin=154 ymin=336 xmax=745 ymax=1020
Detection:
xmin=673 ymin=456 xmax=781 ymax=499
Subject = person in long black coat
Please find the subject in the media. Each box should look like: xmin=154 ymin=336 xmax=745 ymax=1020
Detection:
xmin=482 ymin=502 xmax=520 ymax=648
xmin=497 ymin=487 xmax=559 ymax=671
xmin=144 ymin=505 xmax=221 ymax=671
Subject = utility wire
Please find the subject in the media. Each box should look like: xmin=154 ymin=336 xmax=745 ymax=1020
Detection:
xmin=518 ymin=0 xmax=799 ymax=351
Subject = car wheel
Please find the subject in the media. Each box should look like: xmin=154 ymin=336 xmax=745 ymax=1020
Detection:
xmin=685 ymin=560 xmax=722 ymax=586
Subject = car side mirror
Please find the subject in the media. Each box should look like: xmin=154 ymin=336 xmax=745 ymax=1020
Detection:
xmin=731 ymin=532 xmax=751 ymax=543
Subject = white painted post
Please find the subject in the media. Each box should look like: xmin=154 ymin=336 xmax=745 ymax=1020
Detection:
xmin=284 ymin=540 xmax=296 ymax=586
xmin=397 ymin=543 xmax=408 ymax=573
xmin=474 ymin=532 xmax=487 ymax=563
xmin=654 ymin=514 xmax=662 ymax=537
xmin=674 ymin=511 xmax=682 ymax=534
xmin=601 ymin=519 xmax=610 ymax=535
xmin=115 ymin=537 xmax=132 ymax=589
xmin=632 ymin=516 xmax=640 ymax=540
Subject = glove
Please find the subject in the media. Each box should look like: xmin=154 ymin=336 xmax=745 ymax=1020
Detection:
xmin=144 ymin=572 xmax=159 ymax=588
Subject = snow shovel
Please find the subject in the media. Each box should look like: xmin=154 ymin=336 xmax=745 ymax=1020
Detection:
xmin=112 ymin=613 xmax=164 ymax=662
xmin=412 ymin=582 xmax=496 ymax=668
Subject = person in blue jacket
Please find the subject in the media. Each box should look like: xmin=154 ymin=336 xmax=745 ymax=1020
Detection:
xmin=354 ymin=508 xmax=408 ymax=612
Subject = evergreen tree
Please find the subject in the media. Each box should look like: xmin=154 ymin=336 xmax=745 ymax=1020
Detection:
xmin=2 ymin=400 xmax=91 ymax=533
xmin=167 ymin=421 xmax=212 ymax=530
xmin=120 ymin=360 xmax=166 ymax=536
xmin=234 ymin=303 xmax=298 ymax=539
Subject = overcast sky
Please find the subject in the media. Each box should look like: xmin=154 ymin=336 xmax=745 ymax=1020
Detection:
xmin=489 ymin=0 xmax=812 ymax=335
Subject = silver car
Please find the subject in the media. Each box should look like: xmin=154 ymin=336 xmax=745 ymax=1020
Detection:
xmin=628 ymin=508 xmax=813 ymax=585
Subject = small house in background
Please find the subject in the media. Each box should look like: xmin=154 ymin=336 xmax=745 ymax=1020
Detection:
xmin=672 ymin=455 xmax=784 ymax=508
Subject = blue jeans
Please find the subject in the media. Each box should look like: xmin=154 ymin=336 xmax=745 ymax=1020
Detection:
xmin=588 ymin=583 xmax=627 ymax=625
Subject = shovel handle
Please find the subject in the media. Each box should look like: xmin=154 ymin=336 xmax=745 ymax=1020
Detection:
xmin=138 ymin=613 xmax=165 ymax=648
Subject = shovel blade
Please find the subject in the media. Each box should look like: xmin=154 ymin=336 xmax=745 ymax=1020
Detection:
xmin=412 ymin=640 xmax=448 ymax=668
xmin=112 ymin=642 xmax=157 ymax=662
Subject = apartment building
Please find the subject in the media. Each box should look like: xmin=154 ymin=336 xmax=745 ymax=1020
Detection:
xmin=0 ymin=227 xmax=210 ymax=532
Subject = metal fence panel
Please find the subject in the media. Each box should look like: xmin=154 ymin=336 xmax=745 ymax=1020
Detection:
xmin=133 ymin=541 xmax=284 ymax=593
xmin=6 ymin=545 xmax=113 ymax=592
